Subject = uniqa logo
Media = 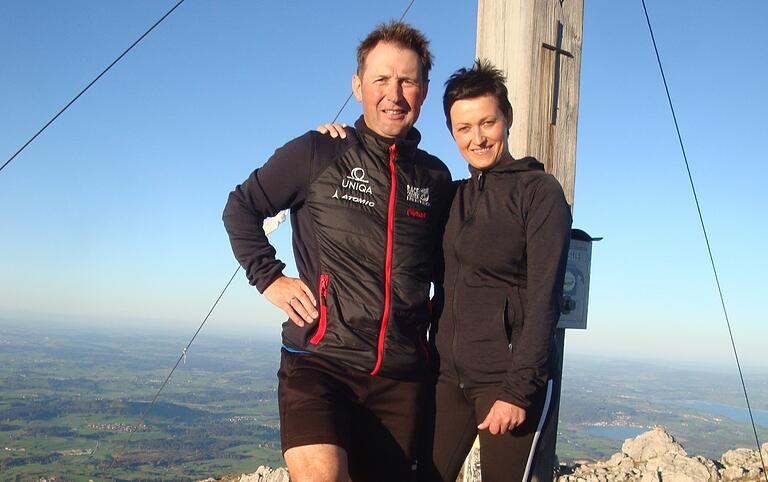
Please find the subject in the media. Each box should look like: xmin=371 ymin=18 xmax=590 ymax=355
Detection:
xmin=342 ymin=167 xmax=373 ymax=194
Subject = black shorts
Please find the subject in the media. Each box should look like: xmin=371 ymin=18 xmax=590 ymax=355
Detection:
xmin=277 ymin=349 xmax=427 ymax=481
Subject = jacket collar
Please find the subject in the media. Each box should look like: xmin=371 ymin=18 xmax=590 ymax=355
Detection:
xmin=468 ymin=155 xmax=544 ymax=179
xmin=354 ymin=116 xmax=421 ymax=161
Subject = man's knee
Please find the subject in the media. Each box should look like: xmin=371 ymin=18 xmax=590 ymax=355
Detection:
xmin=284 ymin=443 xmax=349 ymax=482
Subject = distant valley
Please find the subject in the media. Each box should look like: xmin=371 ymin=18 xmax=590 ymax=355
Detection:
xmin=1 ymin=322 xmax=766 ymax=480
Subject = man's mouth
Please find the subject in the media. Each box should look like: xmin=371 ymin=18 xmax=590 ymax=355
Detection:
xmin=383 ymin=109 xmax=406 ymax=117
xmin=472 ymin=146 xmax=492 ymax=155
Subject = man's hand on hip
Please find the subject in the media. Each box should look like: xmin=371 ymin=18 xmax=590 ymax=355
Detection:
xmin=264 ymin=275 xmax=318 ymax=327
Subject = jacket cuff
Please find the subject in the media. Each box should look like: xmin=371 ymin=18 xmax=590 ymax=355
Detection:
xmin=497 ymin=387 xmax=533 ymax=410
xmin=253 ymin=263 xmax=286 ymax=293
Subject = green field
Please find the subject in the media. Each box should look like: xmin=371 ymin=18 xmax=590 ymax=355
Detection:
xmin=0 ymin=324 xmax=284 ymax=481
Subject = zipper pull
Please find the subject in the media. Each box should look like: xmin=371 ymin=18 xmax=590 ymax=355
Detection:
xmin=478 ymin=171 xmax=485 ymax=191
xmin=319 ymin=274 xmax=328 ymax=299
xmin=389 ymin=144 xmax=397 ymax=165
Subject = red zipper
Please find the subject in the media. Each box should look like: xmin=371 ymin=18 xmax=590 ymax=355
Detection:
xmin=309 ymin=274 xmax=329 ymax=345
xmin=371 ymin=144 xmax=398 ymax=375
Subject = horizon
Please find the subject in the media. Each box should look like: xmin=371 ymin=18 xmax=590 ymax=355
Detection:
xmin=3 ymin=317 xmax=766 ymax=379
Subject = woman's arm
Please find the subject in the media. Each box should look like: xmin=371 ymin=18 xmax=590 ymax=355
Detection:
xmin=501 ymin=174 xmax=572 ymax=409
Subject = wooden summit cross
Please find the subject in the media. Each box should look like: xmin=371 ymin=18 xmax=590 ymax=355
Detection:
xmin=462 ymin=1 xmax=584 ymax=481
xmin=476 ymin=0 xmax=583 ymax=206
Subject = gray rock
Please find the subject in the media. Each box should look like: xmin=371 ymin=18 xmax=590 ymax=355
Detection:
xmin=238 ymin=466 xmax=290 ymax=482
xmin=621 ymin=426 xmax=687 ymax=461
xmin=720 ymin=446 xmax=767 ymax=481
xmin=557 ymin=428 xmax=728 ymax=482
xmin=206 ymin=429 xmax=766 ymax=482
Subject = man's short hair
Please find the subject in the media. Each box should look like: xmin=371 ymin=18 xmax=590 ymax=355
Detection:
xmin=356 ymin=21 xmax=433 ymax=81
xmin=442 ymin=59 xmax=513 ymax=130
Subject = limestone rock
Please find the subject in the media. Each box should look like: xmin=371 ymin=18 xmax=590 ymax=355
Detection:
xmin=558 ymin=427 xmax=724 ymax=482
xmin=622 ymin=426 xmax=687 ymax=461
xmin=720 ymin=446 xmax=766 ymax=481
xmin=238 ymin=466 xmax=290 ymax=482
xmin=197 ymin=466 xmax=290 ymax=482
xmin=644 ymin=454 xmax=716 ymax=482
xmin=204 ymin=429 xmax=767 ymax=482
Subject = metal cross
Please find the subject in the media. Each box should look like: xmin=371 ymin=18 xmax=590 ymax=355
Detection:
xmin=542 ymin=21 xmax=573 ymax=125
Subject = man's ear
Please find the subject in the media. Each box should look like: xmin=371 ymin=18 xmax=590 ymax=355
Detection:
xmin=421 ymin=78 xmax=429 ymax=103
xmin=352 ymin=73 xmax=363 ymax=102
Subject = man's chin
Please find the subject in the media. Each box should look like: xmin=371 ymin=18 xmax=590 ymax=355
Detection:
xmin=381 ymin=122 xmax=414 ymax=139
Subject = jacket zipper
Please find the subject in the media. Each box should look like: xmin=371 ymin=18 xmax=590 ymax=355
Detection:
xmin=309 ymin=274 xmax=329 ymax=345
xmin=450 ymin=171 xmax=485 ymax=388
xmin=371 ymin=144 xmax=398 ymax=375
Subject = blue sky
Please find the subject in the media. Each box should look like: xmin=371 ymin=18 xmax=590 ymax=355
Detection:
xmin=1 ymin=1 xmax=766 ymax=371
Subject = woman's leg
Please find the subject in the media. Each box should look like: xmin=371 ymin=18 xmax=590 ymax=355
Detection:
xmin=426 ymin=379 xmax=479 ymax=482
xmin=474 ymin=380 xmax=554 ymax=482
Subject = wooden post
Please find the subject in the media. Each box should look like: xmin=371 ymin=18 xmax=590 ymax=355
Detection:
xmin=471 ymin=1 xmax=585 ymax=480
xmin=476 ymin=0 xmax=583 ymax=206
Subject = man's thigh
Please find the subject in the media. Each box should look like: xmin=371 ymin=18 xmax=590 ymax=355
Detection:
xmin=278 ymin=351 xmax=356 ymax=452
xmin=284 ymin=443 xmax=348 ymax=482
xmin=278 ymin=350 xmax=426 ymax=481
xmin=347 ymin=374 xmax=427 ymax=482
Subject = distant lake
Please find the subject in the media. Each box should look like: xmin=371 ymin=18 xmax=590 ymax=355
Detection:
xmin=669 ymin=401 xmax=768 ymax=428
xmin=584 ymin=426 xmax=646 ymax=441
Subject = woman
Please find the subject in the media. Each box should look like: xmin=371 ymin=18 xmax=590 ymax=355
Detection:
xmin=424 ymin=60 xmax=571 ymax=482
xmin=320 ymin=60 xmax=571 ymax=481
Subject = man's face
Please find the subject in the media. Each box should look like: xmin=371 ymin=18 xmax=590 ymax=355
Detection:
xmin=352 ymin=42 xmax=428 ymax=139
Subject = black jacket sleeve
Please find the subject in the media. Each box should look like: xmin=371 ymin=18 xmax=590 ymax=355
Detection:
xmin=500 ymin=174 xmax=572 ymax=408
xmin=222 ymin=132 xmax=315 ymax=293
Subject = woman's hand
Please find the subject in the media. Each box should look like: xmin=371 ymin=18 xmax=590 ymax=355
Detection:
xmin=316 ymin=123 xmax=348 ymax=139
xmin=477 ymin=400 xmax=526 ymax=435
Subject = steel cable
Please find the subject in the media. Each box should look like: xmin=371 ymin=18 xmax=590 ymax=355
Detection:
xmin=641 ymin=1 xmax=767 ymax=478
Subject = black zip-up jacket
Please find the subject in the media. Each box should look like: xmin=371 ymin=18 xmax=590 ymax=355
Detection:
xmin=434 ymin=155 xmax=571 ymax=408
xmin=223 ymin=117 xmax=452 ymax=379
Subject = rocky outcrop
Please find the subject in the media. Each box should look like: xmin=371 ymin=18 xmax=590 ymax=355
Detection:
xmin=201 ymin=428 xmax=767 ymax=482
xmin=557 ymin=427 xmax=767 ymax=482
xmin=239 ymin=466 xmax=290 ymax=482
xmin=197 ymin=466 xmax=290 ymax=482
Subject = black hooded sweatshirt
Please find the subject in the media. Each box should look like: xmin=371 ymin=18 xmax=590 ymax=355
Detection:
xmin=434 ymin=155 xmax=572 ymax=409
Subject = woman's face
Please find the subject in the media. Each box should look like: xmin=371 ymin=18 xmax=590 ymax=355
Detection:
xmin=449 ymin=94 xmax=510 ymax=171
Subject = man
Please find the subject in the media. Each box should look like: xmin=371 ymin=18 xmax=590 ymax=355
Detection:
xmin=223 ymin=21 xmax=452 ymax=482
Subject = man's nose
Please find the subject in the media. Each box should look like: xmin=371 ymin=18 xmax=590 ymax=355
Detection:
xmin=386 ymin=81 xmax=403 ymax=102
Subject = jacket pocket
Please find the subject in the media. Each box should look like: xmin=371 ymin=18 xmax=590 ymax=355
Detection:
xmin=502 ymin=297 xmax=513 ymax=351
xmin=309 ymin=274 xmax=330 ymax=345
xmin=506 ymin=287 xmax=524 ymax=350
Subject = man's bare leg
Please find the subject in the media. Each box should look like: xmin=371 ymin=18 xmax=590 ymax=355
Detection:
xmin=284 ymin=443 xmax=349 ymax=482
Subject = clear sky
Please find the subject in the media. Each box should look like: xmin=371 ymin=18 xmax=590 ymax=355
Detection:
xmin=1 ymin=1 xmax=766 ymax=372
